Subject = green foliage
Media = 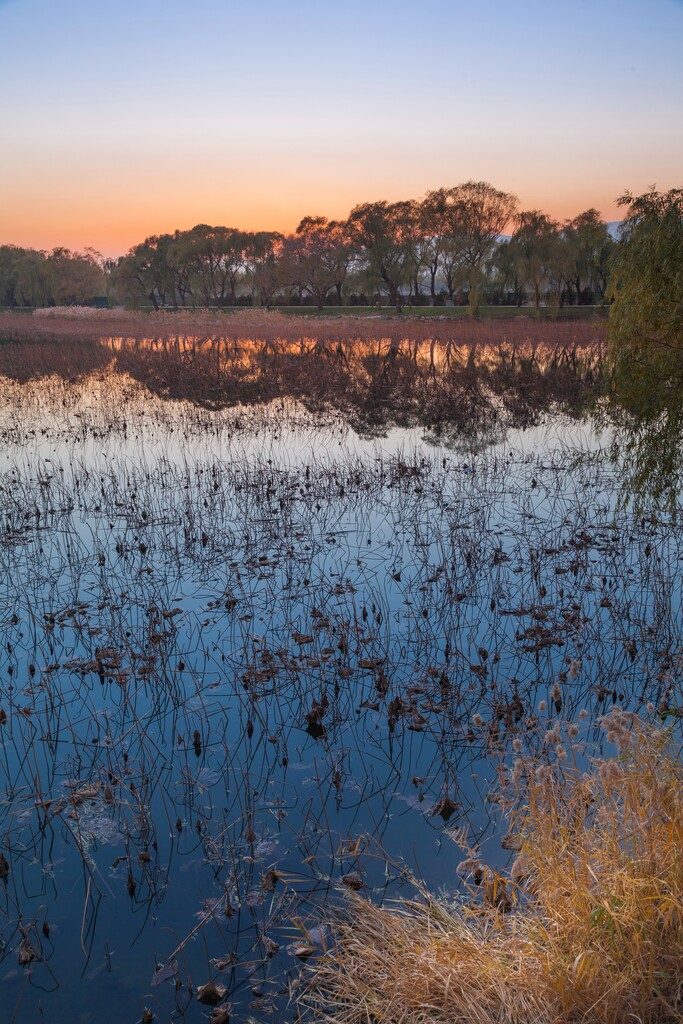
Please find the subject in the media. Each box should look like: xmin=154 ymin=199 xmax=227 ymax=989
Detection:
xmin=612 ymin=407 xmax=683 ymax=512
xmin=607 ymin=187 xmax=683 ymax=401
xmin=508 ymin=209 xmax=561 ymax=310
xmin=0 ymin=245 xmax=104 ymax=308
xmin=347 ymin=200 xmax=415 ymax=308
xmin=605 ymin=188 xmax=683 ymax=510
xmin=564 ymin=208 xmax=614 ymax=304
xmin=423 ymin=181 xmax=518 ymax=314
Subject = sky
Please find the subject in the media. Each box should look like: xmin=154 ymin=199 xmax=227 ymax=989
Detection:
xmin=1 ymin=0 xmax=682 ymax=257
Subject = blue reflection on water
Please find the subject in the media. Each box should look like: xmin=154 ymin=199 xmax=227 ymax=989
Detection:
xmin=0 ymin=376 xmax=680 ymax=1022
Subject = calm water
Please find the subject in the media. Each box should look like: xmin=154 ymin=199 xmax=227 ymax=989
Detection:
xmin=0 ymin=353 xmax=681 ymax=1023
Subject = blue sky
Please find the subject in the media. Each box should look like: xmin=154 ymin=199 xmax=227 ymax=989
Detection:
xmin=1 ymin=0 xmax=681 ymax=254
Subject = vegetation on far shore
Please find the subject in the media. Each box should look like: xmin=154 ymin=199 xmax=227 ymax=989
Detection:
xmin=1 ymin=180 xmax=615 ymax=314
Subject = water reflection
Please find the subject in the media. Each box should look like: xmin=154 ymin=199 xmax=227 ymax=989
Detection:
xmin=0 ymin=334 xmax=681 ymax=1024
xmin=0 ymin=330 xmax=605 ymax=448
xmin=602 ymin=374 xmax=683 ymax=511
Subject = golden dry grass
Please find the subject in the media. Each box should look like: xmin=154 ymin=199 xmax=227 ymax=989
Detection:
xmin=0 ymin=307 xmax=606 ymax=350
xmin=303 ymin=710 xmax=683 ymax=1024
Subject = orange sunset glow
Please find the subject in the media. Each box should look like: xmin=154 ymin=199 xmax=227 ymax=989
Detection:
xmin=2 ymin=0 xmax=682 ymax=256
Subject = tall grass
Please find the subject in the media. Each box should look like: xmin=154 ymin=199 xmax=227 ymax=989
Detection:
xmin=1 ymin=307 xmax=607 ymax=350
xmin=303 ymin=709 xmax=683 ymax=1024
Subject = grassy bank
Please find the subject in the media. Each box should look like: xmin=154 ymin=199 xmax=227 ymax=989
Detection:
xmin=304 ymin=709 xmax=682 ymax=1024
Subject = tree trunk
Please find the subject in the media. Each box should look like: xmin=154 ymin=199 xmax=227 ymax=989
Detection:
xmin=468 ymin=278 xmax=479 ymax=316
xmin=384 ymin=276 xmax=402 ymax=313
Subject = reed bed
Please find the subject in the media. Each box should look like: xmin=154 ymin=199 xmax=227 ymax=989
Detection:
xmin=303 ymin=710 xmax=683 ymax=1024
xmin=1 ymin=307 xmax=607 ymax=350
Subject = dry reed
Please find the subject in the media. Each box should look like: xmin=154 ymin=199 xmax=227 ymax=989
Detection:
xmin=303 ymin=709 xmax=683 ymax=1024
xmin=1 ymin=307 xmax=607 ymax=350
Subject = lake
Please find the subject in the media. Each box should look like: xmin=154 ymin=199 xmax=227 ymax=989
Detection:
xmin=0 ymin=323 xmax=681 ymax=1023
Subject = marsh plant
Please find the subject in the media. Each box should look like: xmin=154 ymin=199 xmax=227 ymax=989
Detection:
xmin=303 ymin=709 xmax=683 ymax=1024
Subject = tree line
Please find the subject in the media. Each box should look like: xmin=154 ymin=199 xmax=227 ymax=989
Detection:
xmin=0 ymin=246 xmax=105 ymax=309
xmin=0 ymin=180 xmax=616 ymax=313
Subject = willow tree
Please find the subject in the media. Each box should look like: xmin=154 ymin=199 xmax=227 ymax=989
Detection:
xmin=608 ymin=187 xmax=683 ymax=398
xmin=347 ymin=200 xmax=414 ymax=310
xmin=45 ymin=247 xmax=104 ymax=306
xmin=243 ymin=231 xmax=284 ymax=309
xmin=607 ymin=187 xmax=683 ymax=509
xmin=114 ymin=234 xmax=177 ymax=309
xmin=280 ymin=216 xmax=351 ymax=309
xmin=564 ymin=208 xmax=613 ymax=304
xmin=429 ymin=181 xmax=518 ymax=314
xmin=170 ymin=225 xmax=246 ymax=307
xmin=509 ymin=210 xmax=560 ymax=310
